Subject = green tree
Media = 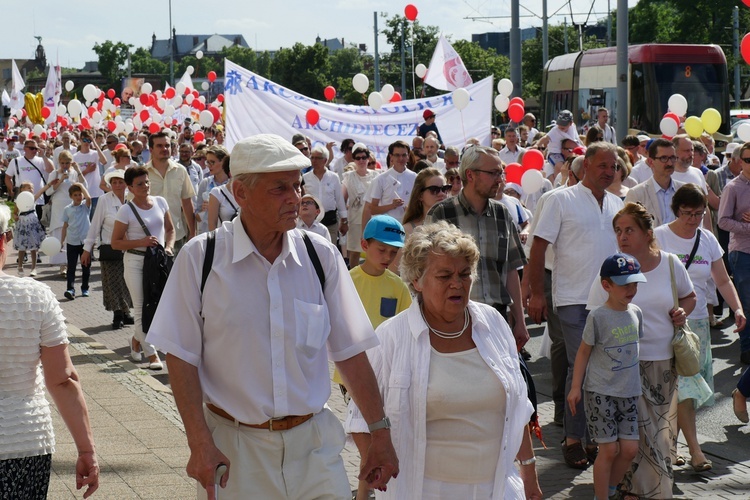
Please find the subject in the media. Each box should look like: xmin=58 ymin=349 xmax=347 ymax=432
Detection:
xmin=93 ymin=41 xmax=133 ymax=88
xmin=256 ymin=51 xmax=272 ymax=77
xmin=380 ymin=15 xmax=440 ymax=99
xmin=130 ymin=47 xmax=168 ymax=76
xmin=270 ymin=43 xmax=331 ymax=99
xmin=175 ymin=56 xmax=222 ymax=80
xmin=329 ymin=47 xmax=365 ymax=104
xmin=220 ymin=46 xmax=258 ymax=73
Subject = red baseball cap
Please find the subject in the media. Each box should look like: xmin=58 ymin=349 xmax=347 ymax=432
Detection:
xmin=423 ymin=109 xmax=436 ymax=119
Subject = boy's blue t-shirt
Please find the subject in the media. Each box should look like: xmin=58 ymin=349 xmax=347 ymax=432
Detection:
xmin=62 ymin=203 xmax=91 ymax=245
xmin=582 ymin=303 xmax=644 ymax=398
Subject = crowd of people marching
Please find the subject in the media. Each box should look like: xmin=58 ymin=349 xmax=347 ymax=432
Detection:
xmin=1 ymin=106 xmax=750 ymax=499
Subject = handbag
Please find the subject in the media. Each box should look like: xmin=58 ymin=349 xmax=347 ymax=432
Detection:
xmin=669 ymin=254 xmax=701 ymax=377
xmin=98 ymin=243 xmax=123 ymax=261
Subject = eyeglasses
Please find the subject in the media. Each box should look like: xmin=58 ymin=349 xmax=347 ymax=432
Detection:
xmin=472 ymin=169 xmax=504 ymax=179
xmin=300 ymin=200 xmax=318 ymax=207
xmin=741 ymin=157 xmax=750 ymax=164
xmin=422 ymin=185 xmax=453 ymax=195
xmin=678 ymin=209 xmax=705 ymax=219
xmin=107 ymin=141 xmax=117 ymax=145
xmin=652 ymin=155 xmax=678 ymax=163
xmin=26 ymin=146 xmax=38 ymax=151
xmin=298 ymin=147 xmax=309 ymax=152
xmin=353 ymin=155 xmax=368 ymax=161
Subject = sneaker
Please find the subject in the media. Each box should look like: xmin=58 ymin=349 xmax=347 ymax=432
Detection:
xmin=29 ymin=269 xmax=37 ymax=277
xmin=81 ymin=289 xmax=90 ymax=297
xmin=64 ymin=289 xmax=75 ymax=300
xmin=17 ymin=266 xmax=23 ymax=276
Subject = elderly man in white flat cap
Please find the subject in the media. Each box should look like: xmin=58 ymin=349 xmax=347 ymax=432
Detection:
xmin=147 ymin=134 xmax=399 ymax=499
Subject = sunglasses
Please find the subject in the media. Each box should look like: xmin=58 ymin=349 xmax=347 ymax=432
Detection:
xmin=422 ymin=185 xmax=452 ymax=195
xmin=300 ymin=200 xmax=318 ymax=207
xmin=353 ymin=155 xmax=369 ymax=161
xmin=741 ymin=157 xmax=750 ymax=164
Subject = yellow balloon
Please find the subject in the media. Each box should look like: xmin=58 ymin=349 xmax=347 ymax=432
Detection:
xmin=700 ymin=108 xmax=721 ymax=135
xmin=23 ymin=92 xmax=44 ymax=125
xmin=684 ymin=116 xmax=704 ymax=138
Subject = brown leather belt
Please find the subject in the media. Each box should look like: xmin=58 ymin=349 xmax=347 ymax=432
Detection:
xmin=206 ymin=404 xmax=313 ymax=431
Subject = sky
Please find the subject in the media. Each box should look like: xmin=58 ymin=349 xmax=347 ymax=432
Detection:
xmin=1 ymin=0 xmax=639 ymax=70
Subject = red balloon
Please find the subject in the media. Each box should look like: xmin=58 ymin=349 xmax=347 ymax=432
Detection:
xmin=40 ymin=132 xmax=47 ymax=140
xmin=306 ymin=109 xmax=320 ymax=126
xmin=391 ymin=92 xmax=402 ymax=103
xmin=194 ymin=100 xmax=206 ymax=111
xmin=113 ymin=97 xmax=121 ymax=106
xmin=742 ymin=33 xmax=750 ymax=65
xmin=208 ymin=71 xmax=217 ymax=83
xmin=99 ymin=90 xmax=105 ymax=101
xmin=97 ymin=100 xmax=104 ymax=111
xmin=208 ymin=106 xmax=221 ymax=122
xmin=139 ymin=93 xmax=150 ymax=105
xmin=508 ymin=103 xmax=525 ymax=123
xmin=107 ymin=89 xmax=115 ymax=99
xmin=505 ymin=163 xmax=523 ymax=184
xmin=107 ymin=121 xmax=117 ymax=132
xmin=744 ymin=0 xmax=750 ymax=8
xmin=81 ymin=117 xmax=91 ymax=130
xmin=192 ymin=90 xmax=200 ymax=98
xmin=194 ymin=131 xmax=205 ymax=143
xmin=148 ymin=94 xmax=157 ymax=107
xmin=522 ymin=149 xmax=545 ymax=171
xmin=140 ymin=109 xmax=150 ymax=122
xmin=41 ymin=107 xmax=51 ymax=119
xmin=148 ymin=122 xmax=161 ymax=134
xmin=87 ymin=106 xmax=96 ymax=118
xmin=664 ymin=112 xmax=681 ymax=125
xmin=217 ymin=94 xmax=225 ymax=103
xmin=50 ymin=130 xmax=58 ymax=138
xmin=323 ymin=85 xmax=336 ymax=101
xmin=509 ymin=97 xmax=524 ymax=108
xmin=164 ymin=87 xmax=176 ymax=99
xmin=404 ymin=4 xmax=418 ymax=21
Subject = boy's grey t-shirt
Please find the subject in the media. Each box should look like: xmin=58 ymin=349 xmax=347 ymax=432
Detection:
xmin=582 ymin=303 xmax=643 ymax=398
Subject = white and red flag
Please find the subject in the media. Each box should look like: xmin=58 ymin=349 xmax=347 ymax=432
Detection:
xmin=424 ymin=35 xmax=473 ymax=91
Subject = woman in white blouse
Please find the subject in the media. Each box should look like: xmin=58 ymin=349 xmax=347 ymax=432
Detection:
xmin=82 ymin=170 xmax=134 ymax=330
xmin=347 ymin=221 xmax=542 ymax=499
xmin=207 ymin=156 xmax=238 ymax=230
xmin=342 ymin=143 xmax=378 ymax=266
xmin=46 ymin=150 xmax=87 ymax=272
xmin=0 ymin=205 xmax=99 ymax=498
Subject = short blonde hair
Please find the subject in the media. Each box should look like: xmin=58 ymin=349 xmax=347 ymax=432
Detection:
xmin=58 ymin=150 xmax=74 ymax=163
xmin=399 ymin=221 xmax=480 ymax=296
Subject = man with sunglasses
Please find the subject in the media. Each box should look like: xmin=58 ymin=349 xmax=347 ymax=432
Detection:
xmin=5 ymin=139 xmax=54 ymax=218
xmin=624 ymin=138 xmax=685 ymax=227
xmin=523 ymin=113 xmax=540 ymax=141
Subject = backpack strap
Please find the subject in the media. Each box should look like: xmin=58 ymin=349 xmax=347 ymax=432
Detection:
xmin=201 ymin=230 xmax=216 ymax=294
xmin=302 ymin=232 xmax=325 ymax=290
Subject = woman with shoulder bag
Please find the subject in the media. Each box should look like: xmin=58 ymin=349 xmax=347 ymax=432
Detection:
xmin=82 ymin=170 xmax=134 ymax=330
xmin=111 ymin=166 xmax=174 ymax=370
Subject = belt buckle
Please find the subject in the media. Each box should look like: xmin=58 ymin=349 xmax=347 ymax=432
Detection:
xmin=268 ymin=416 xmax=286 ymax=431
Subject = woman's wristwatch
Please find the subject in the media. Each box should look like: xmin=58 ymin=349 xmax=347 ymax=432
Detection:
xmin=368 ymin=416 xmax=391 ymax=432
xmin=514 ymin=457 xmax=536 ymax=466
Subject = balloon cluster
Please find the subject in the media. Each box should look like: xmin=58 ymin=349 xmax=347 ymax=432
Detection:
xmin=505 ymin=149 xmax=546 ymax=194
xmin=659 ymin=93 xmax=721 ymax=139
xmin=494 ymin=79 xmax=524 ymax=122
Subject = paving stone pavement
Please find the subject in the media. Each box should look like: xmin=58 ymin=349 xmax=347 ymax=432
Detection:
xmin=10 ymin=250 xmax=750 ymax=499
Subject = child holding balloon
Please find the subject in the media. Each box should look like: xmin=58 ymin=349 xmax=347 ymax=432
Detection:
xmin=12 ymin=181 xmax=49 ymax=277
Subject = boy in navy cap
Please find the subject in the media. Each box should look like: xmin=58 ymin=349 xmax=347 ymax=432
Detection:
xmin=568 ymin=253 xmax=646 ymax=500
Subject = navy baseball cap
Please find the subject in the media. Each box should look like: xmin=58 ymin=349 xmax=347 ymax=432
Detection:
xmin=600 ymin=253 xmax=647 ymax=286
xmin=363 ymin=215 xmax=406 ymax=248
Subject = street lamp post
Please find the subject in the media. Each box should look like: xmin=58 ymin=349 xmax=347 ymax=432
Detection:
xmin=169 ymin=0 xmax=174 ymax=86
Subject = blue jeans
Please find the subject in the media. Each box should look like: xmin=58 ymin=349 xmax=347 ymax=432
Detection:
xmin=729 ymin=251 xmax=750 ymax=352
xmin=66 ymin=243 xmax=90 ymax=292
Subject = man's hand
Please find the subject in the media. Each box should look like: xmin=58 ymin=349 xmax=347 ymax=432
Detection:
xmin=81 ymin=250 xmax=91 ymax=267
xmin=512 ymin=320 xmax=530 ymax=351
xmin=359 ymin=431 xmax=399 ymax=491
xmin=186 ymin=443 xmax=230 ymax=500
xmin=527 ymin=292 xmax=547 ymax=324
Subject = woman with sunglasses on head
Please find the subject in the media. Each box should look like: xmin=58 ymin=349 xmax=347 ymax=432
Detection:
xmin=585 ymin=125 xmax=605 ymax=147
xmin=194 ymin=145 xmax=229 ymax=235
xmin=444 ymin=168 xmax=462 ymax=197
xmin=342 ymin=143 xmax=379 ymax=267
xmin=402 ymin=168 xmax=449 ymax=238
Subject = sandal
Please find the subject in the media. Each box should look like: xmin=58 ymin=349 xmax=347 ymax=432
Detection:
xmin=562 ymin=440 xmax=589 ymax=469
xmin=675 ymin=454 xmax=686 ymax=466
xmin=690 ymin=459 xmax=712 ymax=472
xmin=732 ymin=389 xmax=749 ymax=424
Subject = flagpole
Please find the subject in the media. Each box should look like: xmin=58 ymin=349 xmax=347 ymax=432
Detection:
xmin=411 ymin=31 xmax=416 ymax=99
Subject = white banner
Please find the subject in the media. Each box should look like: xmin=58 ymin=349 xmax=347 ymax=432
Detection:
xmin=224 ymin=59 xmax=493 ymax=159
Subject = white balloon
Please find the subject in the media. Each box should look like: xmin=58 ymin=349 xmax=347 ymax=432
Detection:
xmin=737 ymin=123 xmax=750 ymax=142
xmin=196 ymin=50 xmax=204 ymax=60
xmin=83 ymin=84 xmax=98 ymax=103
xmin=32 ymin=124 xmax=44 ymax=136
xmin=152 ymin=113 xmax=162 ymax=123
xmin=164 ymin=104 xmax=176 ymax=117
xmin=124 ymin=122 xmax=135 ymax=134
xmin=198 ymin=95 xmax=206 ymax=104
xmin=114 ymin=115 xmax=123 ymax=123
xmin=128 ymin=97 xmax=136 ymax=106
xmin=497 ymin=78 xmax=513 ymax=97
xmin=176 ymin=82 xmax=186 ymax=95
xmin=142 ymin=82 xmax=153 ymax=94
xmin=180 ymin=104 xmax=190 ymax=116
xmin=199 ymin=110 xmax=215 ymax=128
xmin=155 ymin=90 xmax=163 ymax=99
xmin=186 ymin=65 xmax=195 ymax=76
xmin=115 ymin=122 xmax=125 ymax=134
xmin=352 ymin=73 xmax=369 ymax=94
xmin=191 ymin=123 xmax=202 ymax=132
xmin=171 ymin=96 xmax=183 ymax=107
xmin=494 ymin=94 xmax=510 ymax=113
xmin=185 ymin=94 xmax=195 ymax=105
xmin=368 ymin=92 xmax=384 ymax=110
xmin=92 ymin=111 xmax=102 ymax=123
xmin=157 ymin=98 xmax=167 ymax=109
xmin=14 ymin=109 xmax=23 ymax=119
xmin=201 ymin=81 xmax=209 ymax=91
xmin=659 ymin=117 xmax=679 ymax=137
xmin=65 ymin=80 xmax=74 ymax=92
xmin=415 ymin=63 xmax=427 ymax=79
xmin=40 ymin=237 xmax=62 ymax=256
xmin=15 ymin=191 xmax=35 ymax=212
xmin=56 ymin=104 xmax=67 ymax=116
xmin=668 ymin=94 xmax=688 ymax=117
xmin=133 ymin=115 xmax=142 ymax=129
xmin=380 ymin=84 xmax=395 ymax=102
xmin=134 ymin=101 xmax=143 ymax=112
xmin=521 ymin=169 xmax=544 ymax=195
xmin=453 ymin=88 xmax=470 ymax=110
xmin=67 ymin=99 xmax=82 ymax=117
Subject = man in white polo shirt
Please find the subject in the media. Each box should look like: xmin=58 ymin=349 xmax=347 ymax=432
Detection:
xmin=362 ymin=140 xmax=417 ymax=226
xmin=147 ymin=134 xmax=398 ymax=499
xmin=527 ymin=142 xmax=624 ymax=468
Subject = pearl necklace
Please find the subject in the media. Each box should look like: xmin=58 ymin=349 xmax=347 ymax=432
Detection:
xmin=420 ymin=303 xmax=470 ymax=339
